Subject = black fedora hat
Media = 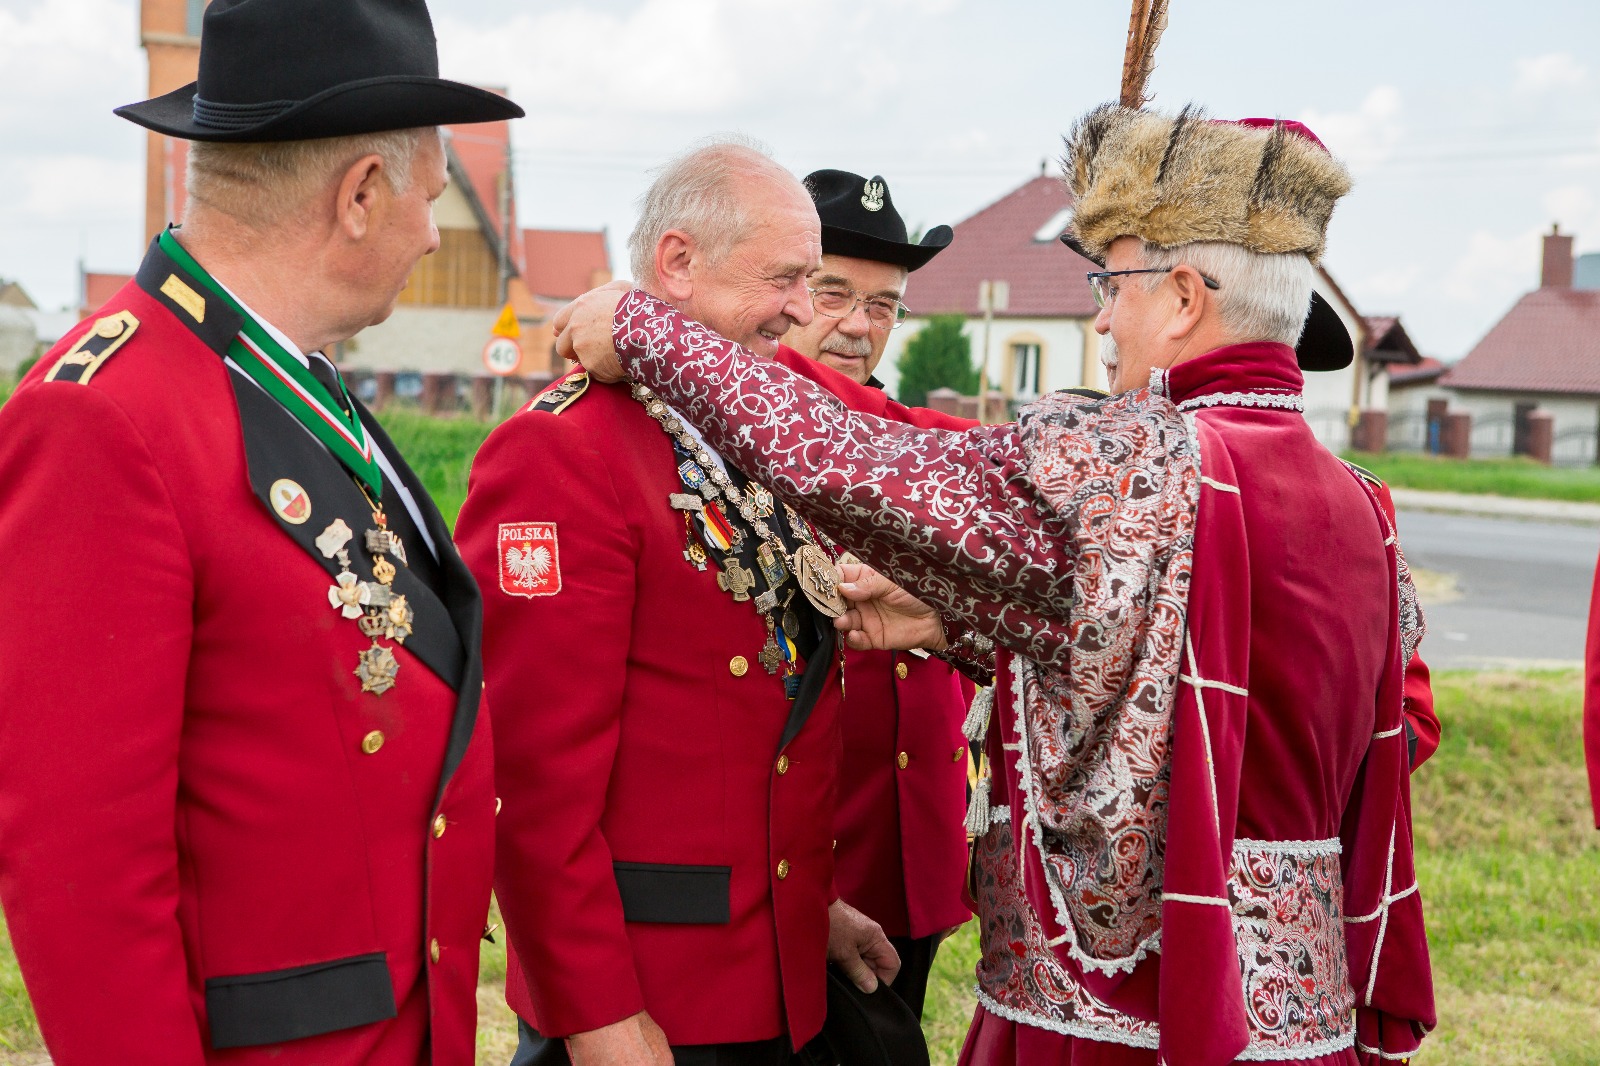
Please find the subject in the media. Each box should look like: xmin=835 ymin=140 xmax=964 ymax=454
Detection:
xmin=798 ymin=966 xmax=930 ymax=1066
xmin=1058 ymin=231 xmax=1354 ymax=372
xmin=805 ymin=170 xmax=952 ymax=272
xmin=115 ymin=0 xmax=523 ymax=142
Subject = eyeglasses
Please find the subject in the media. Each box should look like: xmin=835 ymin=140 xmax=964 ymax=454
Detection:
xmin=808 ymin=286 xmax=910 ymax=330
xmin=1086 ymin=267 xmax=1221 ymax=309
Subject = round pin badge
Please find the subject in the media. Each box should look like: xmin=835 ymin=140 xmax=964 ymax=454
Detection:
xmin=269 ymin=478 xmax=312 ymax=525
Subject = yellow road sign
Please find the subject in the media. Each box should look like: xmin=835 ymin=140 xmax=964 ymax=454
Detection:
xmin=491 ymin=302 xmax=521 ymax=339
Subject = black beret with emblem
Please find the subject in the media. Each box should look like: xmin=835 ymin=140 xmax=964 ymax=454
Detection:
xmin=804 ymin=170 xmax=952 ymax=272
xmin=114 ymin=0 xmax=522 ymax=142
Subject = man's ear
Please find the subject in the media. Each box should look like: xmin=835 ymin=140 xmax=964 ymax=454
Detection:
xmin=1163 ymin=264 xmax=1210 ymax=341
xmin=336 ymin=154 xmax=387 ymax=241
xmin=655 ymin=231 xmax=696 ymax=303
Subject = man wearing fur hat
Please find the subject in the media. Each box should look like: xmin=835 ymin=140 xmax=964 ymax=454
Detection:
xmin=0 ymin=1 xmax=519 ymax=1062
xmin=554 ymin=103 xmax=1435 ymax=1066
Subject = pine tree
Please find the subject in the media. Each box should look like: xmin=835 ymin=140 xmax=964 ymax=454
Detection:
xmin=895 ymin=315 xmax=977 ymax=407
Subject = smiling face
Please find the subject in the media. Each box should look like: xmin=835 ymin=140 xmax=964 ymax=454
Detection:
xmin=678 ymin=172 xmax=823 ymax=359
xmin=783 ymin=254 xmax=908 ymax=384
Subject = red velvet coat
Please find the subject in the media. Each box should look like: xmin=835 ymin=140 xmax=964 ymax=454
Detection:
xmin=772 ymin=347 xmax=974 ymax=939
xmin=455 ymin=375 xmax=842 ymax=1046
xmin=0 ymin=242 xmax=493 ymax=1065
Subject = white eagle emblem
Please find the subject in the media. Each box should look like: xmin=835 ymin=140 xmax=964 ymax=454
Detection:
xmin=505 ymin=543 xmax=553 ymax=588
xmin=861 ymin=179 xmax=885 ymax=212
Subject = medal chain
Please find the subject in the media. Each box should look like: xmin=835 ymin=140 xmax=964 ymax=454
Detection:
xmin=632 ymin=384 xmax=843 ymax=692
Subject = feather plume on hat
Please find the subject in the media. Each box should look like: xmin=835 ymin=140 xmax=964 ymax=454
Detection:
xmin=1063 ymin=0 xmax=1351 ymax=265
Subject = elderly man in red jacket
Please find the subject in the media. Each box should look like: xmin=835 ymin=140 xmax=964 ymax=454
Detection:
xmin=0 ymin=1 xmax=521 ymax=1063
xmin=767 ymin=170 xmax=974 ymax=1017
xmin=456 ymin=141 xmax=899 ymax=1066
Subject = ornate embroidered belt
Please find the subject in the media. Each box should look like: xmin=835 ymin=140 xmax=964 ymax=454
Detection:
xmin=973 ymin=824 xmax=1355 ymax=1060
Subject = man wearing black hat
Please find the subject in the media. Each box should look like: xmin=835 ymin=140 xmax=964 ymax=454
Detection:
xmin=0 ymin=2 xmax=520 ymax=1063
xmin=770 ymin=171 xmax=974 ymax=1019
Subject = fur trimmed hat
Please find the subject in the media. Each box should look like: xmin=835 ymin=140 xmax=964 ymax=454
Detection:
xmin=1063 ymin=104 xmax=1351 ymax=264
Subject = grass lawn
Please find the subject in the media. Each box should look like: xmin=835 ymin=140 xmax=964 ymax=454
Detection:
xmin=1346 ymin=450 xmax=1600 ymax=503
xmin=4 ymin=670 xmax=1597 ymax=1063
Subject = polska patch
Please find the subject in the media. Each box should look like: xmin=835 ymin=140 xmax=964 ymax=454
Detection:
xmin=499 ymin=522 xmax=561 ymax=598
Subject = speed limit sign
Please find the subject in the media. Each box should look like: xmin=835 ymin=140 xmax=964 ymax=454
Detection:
xmin=483 ymin=336 xmax=522 ymax=376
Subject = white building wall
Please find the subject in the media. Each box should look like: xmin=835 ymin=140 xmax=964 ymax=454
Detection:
xmin=0 ymin=307 xmax=37 ymax=375
xmin=342 ymin=306 xmax=498 ymax=375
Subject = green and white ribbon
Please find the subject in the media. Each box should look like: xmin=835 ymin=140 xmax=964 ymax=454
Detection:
xmin=159 ymin=229 xmax=383 ymax=496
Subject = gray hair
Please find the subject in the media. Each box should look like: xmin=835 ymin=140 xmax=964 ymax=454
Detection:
xmin=185 ymin=127 xmax=436 ymax=229
xmin=627 ymin=136 xmax=788 ymax=285
xmin=1140 ymin=240 xmax=1315 ymax=346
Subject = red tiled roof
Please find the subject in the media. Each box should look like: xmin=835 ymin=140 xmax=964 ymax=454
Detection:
xmin=1439 ymin=288 xmax=1600 ymax=395
xmin=1362 ymin=314 xmax=1421 ymax=365
xmin=905 ymin=175 xmax=1099 ymax=319
xmin=1388 ymin=356 xmax=1445 ymax=387
xmin=521 ymin=229 xmax=612 ymax=300
xmin=82 ymin=272 xmax=133 ymax=316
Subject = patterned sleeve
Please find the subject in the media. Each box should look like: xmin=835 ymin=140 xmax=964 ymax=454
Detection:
xmin=612 ymin=289 xmax=1079 ymax=669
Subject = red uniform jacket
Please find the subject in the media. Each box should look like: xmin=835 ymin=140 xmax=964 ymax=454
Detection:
xmin=0 ymin=240 xmax=493 ymax=1065
xmin=456 ymin=376 xmax=842 ymax=1046
xmin=1584 ymin=561 xmax=1600 ymax=826
xmin=772 ymin=347 xmax=973 ymax=939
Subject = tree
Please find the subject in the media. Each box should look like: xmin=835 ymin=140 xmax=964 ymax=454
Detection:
xmin=895 ymin=314 xmax=977 ymax=408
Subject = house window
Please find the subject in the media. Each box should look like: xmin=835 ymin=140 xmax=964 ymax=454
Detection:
xmin=186 ymin=0 xmax=206 ymax=37
xmin=1011 ymin=343 xmax=1042 ymax=398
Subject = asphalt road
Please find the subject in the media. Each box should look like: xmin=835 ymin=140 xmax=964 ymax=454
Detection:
xmin=1396 ymin=509 xmax=1600 ymax=669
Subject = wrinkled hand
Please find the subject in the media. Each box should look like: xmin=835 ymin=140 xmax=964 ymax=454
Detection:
xmin=827 ymin=898 xmax=900 ymax=994
xmin=834 ymin=562 xmax=947 ymax=653
xmin=566 ymin=1010 xmax=673 ymax=1066
xmin=552 ymin=280 xmax=632 ymax=383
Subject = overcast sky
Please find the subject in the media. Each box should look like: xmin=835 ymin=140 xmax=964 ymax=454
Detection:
xmin=2 ymin=0 xmax=1597 ymax=359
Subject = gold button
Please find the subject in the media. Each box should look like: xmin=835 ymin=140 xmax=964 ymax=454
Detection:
xmin=95 ymin=316 xmax=125 ymax=340
xmin=953 ymin=747 xmax=965 ymax=762
xmin=776 ymin=859 xmax=790 ymax=880
xmin=429 ymin=938 xmax=440 ymax=964
xmin=895 ymin=662 xmax=909 ymax=680
xmin=729 ymin=656 xmax=749 ymax=677
xmin=832 ymin=839 xmax=837 ymax=850
xmin=494 ymin=797 xmax=503 ymax=816
xmin=361 ymin=730 xmax=385 ymax=755
xmin=775 ymin=755 xmax=790 ymax=775
xmin=432 ymin=814 xmax=447 ymax=838
xmin=897 ymin=752 xmax=909 ymax=770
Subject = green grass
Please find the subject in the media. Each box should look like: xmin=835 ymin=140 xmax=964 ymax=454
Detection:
xmin=375 ymin=409 xmax=494 ymax=529
xmin=1346 ymin=451 xmax=1600 ymax=503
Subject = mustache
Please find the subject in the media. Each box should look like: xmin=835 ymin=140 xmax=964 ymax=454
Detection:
xmin=821 ymin=334 xmax=873 ymax=358
xmin=1099 ymin=335 xmax=1119 ymax=368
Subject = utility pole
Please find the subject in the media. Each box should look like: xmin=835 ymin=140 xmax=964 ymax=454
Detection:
xmin=976 ymin=280 xmax=1008 ymax=423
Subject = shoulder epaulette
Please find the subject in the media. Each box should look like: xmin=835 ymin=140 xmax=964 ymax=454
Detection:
xmin=525 ymin=371 xmax=590 ymax=416
xmin=44 ymin=311 xmax=140 ymax=386
xmin=1342 ymin=459 xmax=1385 ymax=489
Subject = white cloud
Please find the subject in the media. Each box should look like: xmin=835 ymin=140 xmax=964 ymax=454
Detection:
xmin=1513 ymin=52 xmax=1587 ymax=95
xmin=1442 ymin=228 xmax=1542 ymax=304
xmin=1543 ymin=184 xmax=1600 ymax=243
xmin=1354 ymin=264 xmax=1422 ymax=307
xmin=1298 ymin=86 xmax=1404 ymax=173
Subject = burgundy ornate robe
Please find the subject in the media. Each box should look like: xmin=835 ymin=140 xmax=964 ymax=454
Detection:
xmin=605 ymin=291 xmax=1434 ymax=1066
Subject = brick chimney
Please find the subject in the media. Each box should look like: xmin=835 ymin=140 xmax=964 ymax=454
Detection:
xmin=1542 ymin=223 xmax=1574 ymax=289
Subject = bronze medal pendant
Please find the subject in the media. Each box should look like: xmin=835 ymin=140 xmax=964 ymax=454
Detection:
xmin=717 ymin=559 xmax=758 ymax=602
xmin=355 ymin=642 xmax=400 ymax=695
xmin=792 ymin=544 xmax=846 ymax=618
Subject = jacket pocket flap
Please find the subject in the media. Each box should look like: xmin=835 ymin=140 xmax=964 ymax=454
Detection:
xmin=205 ymin=951 xmax=396 ymax=1049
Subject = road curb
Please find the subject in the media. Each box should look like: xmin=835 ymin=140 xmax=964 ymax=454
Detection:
xmin=1390 ymin=488 xmax=1600 ymax=526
